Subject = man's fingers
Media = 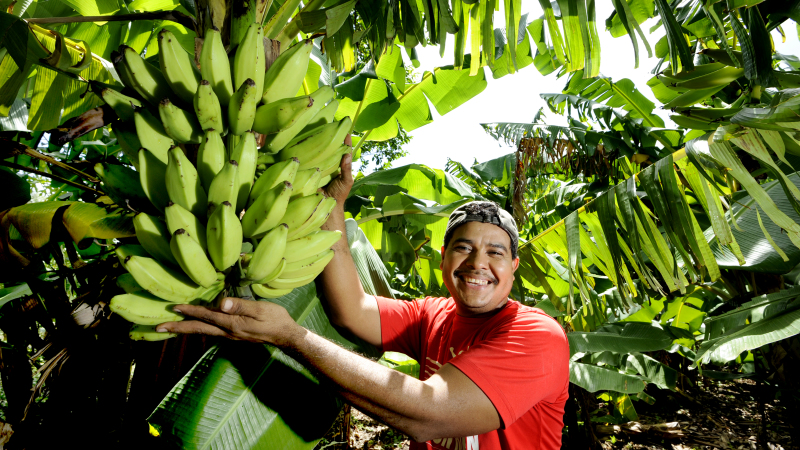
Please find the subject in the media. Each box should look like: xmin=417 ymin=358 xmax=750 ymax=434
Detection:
xmin=218 ymin=297 xmax=263 ymax=319
xmin=344 ymin=133 xmax=352 ymax=147
xmin=157 ymin=320 xmax=230 ymax=337
xmin=339 ymin=153 xmax=353 ymax=184
xmin=172 ymin=303 xmax=239 ymax=330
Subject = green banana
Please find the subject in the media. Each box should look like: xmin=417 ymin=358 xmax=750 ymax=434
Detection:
xmin=670 ymin=114 xmax=719 ymax=131
xmin=138 ymin=148 xmax=170 ymax=212
xmin=246 ymin=224 xmax=288 ymax=281
xmin=110 ymin=291 xmax=185 ymax=325
xmin=97 ymin=85 xmax=142 ymax=121
xmin=257 ymin=86 xmax=334 ymax=152
xmin=280 ymin=191 xmax=325 ymax=237
xmin=170 ymin=228 xmax=218 ymax=287
xmin=207 ymin=201 xmax=243 ymax=271
xmin=122 ymin=253 xmax=202 ymax=302
xmin=301 ymin=99 xmax=339 ymax=134
xmin=279 ymin=118 xmax=351 ymax=170
xmin=207 ymin=159 xmax=239 ymax=216
xmin=117 ymin=273 xmax=144 ymax=293
xmin=288 ymin=196 xmax=337 ymax=240
xmin=250 ymin=283 xmax=292 ymax=299
xmin=197 ymin=129 xmax=226 ymax=192
xmin=129 ymin=324 xmax=177 ymax=341
xmin=251 ymin=258 xmax=286 ymax=284
xmin=134 ymin=109 xmax=173 ymax=164
xmin=115 ymin=46 xmax=173 ymax=106
xmin=284 ymin=230 xmax=342 ymax=263
xmin=159 ymin=98 xmax=203 ymax=144
xmin=246 ymin=224 xmax=289 ymax=280
xmin=233 ymin=22 xmax=260 ymax=92
xmin=113 ymin=122 xmax=142 ymax=169
xmin=200 ymin=26 xmax=234 ymax=106
xmin=281 ymin=249 xmax=334 ymax=279
xmin=230 ymin=131 xmax=258 ymax=212
xmin=317 ymin=174 xmax=333 ymax=190
xmin=164 ymin=202 xmax=207 ymax=251
xmin=166 ymin=146 xmax=209 ymax=218
xmin=228 ymin=78 xmax=257 ymax=135
xmin=133 ymin=212 xmax=179 ymax=266
xmin=316 ymin=145 xmax=351 ymax=177
xmin=194 ymin=80 xmax=225 ymax=132
xmin=158 ymin=29 xmax=201 ymax=104
xmin=261 ymin=39 xmax=313 ymax=104
xmin=291 ymin=167 xmax=322 ymax=198
xmin=242 ymin=181 xmax=294 ymax=238
xmin=94 ymin=162 xmax=151 ymax=210
xmin=255 ymin=25 xmax=266 ymax=100
xmin=249 ymin=157 xmax=300 ymax=205
xmin=267 ymin=272 xmax=318 ymax=290
xmin=116 ymin=244 xmax=150 ymax=266
xmin=674 ymin=106 xmax=741 ymax=123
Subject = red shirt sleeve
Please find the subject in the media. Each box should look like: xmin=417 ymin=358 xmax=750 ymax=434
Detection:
xmin=448 ymin=308 xmax=570 ymax=428
xmin=374 ymin=295 xmax=425 ymax=361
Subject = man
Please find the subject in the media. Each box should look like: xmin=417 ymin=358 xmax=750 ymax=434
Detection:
xmin=157 ymin=154 xmax=570 ymax=449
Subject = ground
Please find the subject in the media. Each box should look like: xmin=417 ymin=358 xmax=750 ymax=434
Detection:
xmin=314 ymin=377 xmax=796 ymax=450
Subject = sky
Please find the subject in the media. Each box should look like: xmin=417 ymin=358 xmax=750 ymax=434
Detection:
xmin=385 ymin=3 xmax=800 ymax=172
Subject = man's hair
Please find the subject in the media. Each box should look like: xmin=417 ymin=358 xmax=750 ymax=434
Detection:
xmin=443 ymin=201 xmax=518 ymax=259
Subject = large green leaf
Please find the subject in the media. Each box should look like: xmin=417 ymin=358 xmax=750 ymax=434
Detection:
xmin=569 ymin=361 xmax=646 ymax=393
xmin=567 ymin=322 xmax=674 ymax=356
xmin=148 ymin=283 xmax=364 ymax=449
xmin=345 ymin=218 xmax=393 ymax=298
xmin=350 ymin=164 xmax=476 ymax=206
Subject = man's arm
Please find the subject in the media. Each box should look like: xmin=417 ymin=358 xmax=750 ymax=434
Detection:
xmin=157 ymin=298 xmax=502 ymax=443
xmin=318 ymin=153 xmax=381 ymax=348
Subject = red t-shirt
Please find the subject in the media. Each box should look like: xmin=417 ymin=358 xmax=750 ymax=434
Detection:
xmin=376 ymin=296 xmax=569 ymax=450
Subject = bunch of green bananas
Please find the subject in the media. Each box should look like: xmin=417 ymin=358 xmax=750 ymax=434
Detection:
xmin=101 ymin=23 xmax=349 ymax=341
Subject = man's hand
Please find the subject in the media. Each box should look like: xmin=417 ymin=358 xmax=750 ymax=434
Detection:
xmin=156 ymin=297 xmax=303 ymax=347
xmin=323 ymin=137 xmax=354 ymax=206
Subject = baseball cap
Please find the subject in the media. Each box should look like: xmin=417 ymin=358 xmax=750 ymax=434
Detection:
xmin=443 ymin=201 xmax=519 ymax=258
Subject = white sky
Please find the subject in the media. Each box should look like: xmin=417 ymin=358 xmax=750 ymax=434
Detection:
xmin=388 ymin=2 xmax=800 ymax=171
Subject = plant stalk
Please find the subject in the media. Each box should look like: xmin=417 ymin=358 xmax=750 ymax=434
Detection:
xmin=0 ymin=161 xmax=104 ymax=195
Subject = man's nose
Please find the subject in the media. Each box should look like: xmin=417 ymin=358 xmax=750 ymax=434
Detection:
xmin=464 ymin=249 xmax=489 ymax=269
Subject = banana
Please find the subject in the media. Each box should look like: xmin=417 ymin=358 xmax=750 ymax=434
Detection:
xmin=159 ymin=98 xmax=203 ymax=144
xmin=255 ymin=25 xmax=266 ymax=100
xmin=158 ymin=29 xmax=201 ymax=104
xmin=116 ymin=245 xmax=150 ymax=266
xmin=279 ymin=118 xmax=351 ymax=170
xmin=284 ymin=230 xmax=342 ymax=263
xmin=170 ymin=228 xmax=218 ymax=287
xmin=280 ymin=249 xmax=334 ymax=279
xmin=113 ymin=122 xmax=142 ymax=169
xmin=301 ymin=99 xmax=339 ymax=134
xmin=246 ymin=224 xmax=289 ymax=281
xmin=194 ymin=80 xmax=225 ymax=132
xmin=129 ymin=324 xmax=177 ymax=341
xmin=288 ymin=196 xmax=337 ymax=240
xmin=291 ymin=167 xmax=322 ymax=198
xmin=117 ymin=273 xmax=144 ymax=293
xmin=110 ymin=291 xmax=185 ymax=325
xmin=207 ymin=201 xmax=243 ymax=271
xmin=138 ymin=148 xmax=170 ymax=212
xmin=233 ymin=22 xmax=260 ymax=92
xmin=116 ymin=46 xmax=173 ymax=106
xmin=165 ymin=202 xmax=208 ymax=251
xmin=230 ymin=131 xmax=258 ymax=212
xmin=248 ymin=158 xmax=300 ymax=205
xmin=261 ymin=39 xmax=313 ymax=104
xmin=316 ymin=145 xmax=351 ymax=177
xmin=267 ymin=272 xmax=318 ymax=290
xmin=674 ymin=106 xmax=741 ymax=123
xmin=317 ymin=174 xmax=333 ymax=190
xmin=97 ymin=85 xmax=142 ymax=121
xmin=228 ymin=78 xmax=257 ymax=135
xmin=200 ymin=26 xmax=234 ymax=106
xmin=251 ymin=258 xmax=286 ymax=284
xmin=94 ymin=162 xmax=151 ymax=210
xmin=250 ymin=283 xmax=292 ymax=299
xmin=207 ymin=159 xmax=239 ymax=215
xmin=670 ymin=114 xmax=718 ymax=131
xmin=166 ymin=146 xmax=209 ymax=218
xmin=241 ymin=181 xmax=294 ymax=238
xmin=133 ymin=212 xmax=179 ymax=266
xmin=257 ymin=86 xmax=335 ymax=152
xmin=197 ymin=129 xmax=226 ymax=192
xmin=134 ymin=108 xmax=173 ymax=164
xmin=281 ymin=191 xmax=325 ymax=237
xmin=122 ymin=254 xmax=202 ymax=302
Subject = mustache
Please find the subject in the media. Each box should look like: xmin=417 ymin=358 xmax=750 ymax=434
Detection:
xmin=454 ymin=270 xmax=498 ymax=285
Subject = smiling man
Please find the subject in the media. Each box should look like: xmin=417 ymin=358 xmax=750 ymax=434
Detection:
xmin=158 ymin=155 xmax=569 ymax=449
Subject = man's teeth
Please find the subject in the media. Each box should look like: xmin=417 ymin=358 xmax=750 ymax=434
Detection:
xmin=463 ymin=277 xmax=489 ymax=285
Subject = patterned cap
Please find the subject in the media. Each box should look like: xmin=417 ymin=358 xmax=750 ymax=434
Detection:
xmin=444 ymin=201 xmax=518 ymax=258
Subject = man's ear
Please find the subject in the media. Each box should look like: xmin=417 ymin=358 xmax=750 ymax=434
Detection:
xmin=512 ymin=257 xmax=520 ymax=272
xmin=440 ymin=245 xmax=445 ymax=270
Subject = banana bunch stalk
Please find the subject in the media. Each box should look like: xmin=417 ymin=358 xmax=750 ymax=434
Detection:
xmin=101 ymin=24 xmax=351 ymax=341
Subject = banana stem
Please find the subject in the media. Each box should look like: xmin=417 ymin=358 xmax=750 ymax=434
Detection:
xmin=302 ymin=78 xmax=310 ymax=95
xmin=351 ymin=130 xmax=371 ymax=154
xmin=27 ymin=145 xmax=99 ymax=182
xmin=26 ymin=11 xmax=196 ymax=29
xmin=0 ymin=161 xmax=104 ymax=195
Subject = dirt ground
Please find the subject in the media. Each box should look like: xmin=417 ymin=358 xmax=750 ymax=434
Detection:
xmin=314 ymin=377 xmax=797 ymax=450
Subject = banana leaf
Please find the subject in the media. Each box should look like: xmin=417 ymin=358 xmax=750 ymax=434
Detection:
xmin=569 ymin=361 xmax=647 ymax=393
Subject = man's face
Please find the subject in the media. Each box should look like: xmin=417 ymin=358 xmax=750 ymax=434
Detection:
xmin=440 ymin=221 xmax=520 ymax=317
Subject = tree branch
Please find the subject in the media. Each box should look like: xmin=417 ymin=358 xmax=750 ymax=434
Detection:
xmin=0 ymin=161 xmax=104 ymax=196
xmin=0 ymin=138 xmax=100 ymax=182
